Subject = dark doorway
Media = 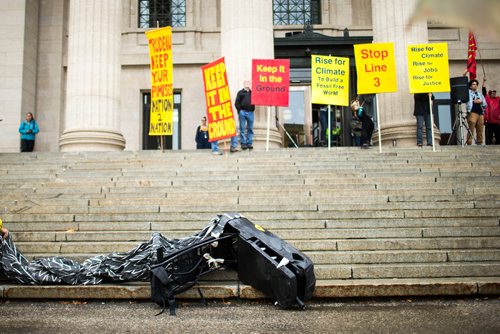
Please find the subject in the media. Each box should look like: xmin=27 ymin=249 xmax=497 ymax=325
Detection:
xmin=142 ymin=92 xmax=182 ymax=150
xmin=433 ymin=92 xmax=455 ymax=145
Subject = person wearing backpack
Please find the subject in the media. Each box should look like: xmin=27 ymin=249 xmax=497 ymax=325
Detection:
xmin=353 ymin=94 xmax=374 ymax=149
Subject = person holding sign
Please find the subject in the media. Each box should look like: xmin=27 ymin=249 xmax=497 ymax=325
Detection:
xmin=235 ymin=81 xmax=255 ymax=150
xmin=466 ymin=79 xmax=487 ymax=145
xmin=414 ymin=93 xmax=435 ymax=147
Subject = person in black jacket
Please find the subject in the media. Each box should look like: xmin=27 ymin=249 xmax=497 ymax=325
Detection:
xmin=195 ymin=116 xmax=211 ymax=149
xmin=351 ymin=94 xmax=375 ymax=148
xmin=414 ymin=93 xmax=434 ymax=147
xmin=235 ymin=81 xmax=255 ymax=150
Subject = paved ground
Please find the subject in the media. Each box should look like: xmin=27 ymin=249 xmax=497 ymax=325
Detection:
xmin=0 ymin=297 xmax=499 ymax=334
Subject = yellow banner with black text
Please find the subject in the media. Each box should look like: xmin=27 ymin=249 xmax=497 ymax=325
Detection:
xmin=146 ymin=26 xmax=173 ymax=136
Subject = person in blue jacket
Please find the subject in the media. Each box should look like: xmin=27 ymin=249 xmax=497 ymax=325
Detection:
xmin=18 ymin=112 xmax=39 ymax=152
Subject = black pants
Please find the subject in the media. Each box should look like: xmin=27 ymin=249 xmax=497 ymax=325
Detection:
xmin=21 ymin=139 xmax=35 ymax=152
xmin=361 ymin=115 xmax=374 ymax=145
xmin=486 ymin=123 xmax=500 ymax=145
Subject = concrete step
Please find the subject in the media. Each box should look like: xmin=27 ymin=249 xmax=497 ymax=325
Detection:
xmin=314 ymin=262 xmax=500 ymax=279
xmin=308 ymin=249 xmax=500 ymax=264
xmin=12 ymin=236 xmax=500 ymax=254
xmin=2 ymin=277 xmax=498 ymax=300
xmin=9 ymin=200 xmax=496 ymax=215
xmin=4 ymin=192 xmax=483 ymax=205
xmin=291 ymin=237 xmax=500 ymax=251
xmin=24 ymin=249 xmax=500 ymax=266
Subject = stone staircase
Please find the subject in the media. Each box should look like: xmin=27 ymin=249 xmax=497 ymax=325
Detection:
xmin=1 ymin=147 xmax=499 ymax=300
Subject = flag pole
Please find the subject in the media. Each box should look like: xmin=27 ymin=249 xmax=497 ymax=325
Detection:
xmin=473 ymin=32 xmax=487 ymax=78
xmin=376 ymin=96 xmax=382 ymax=153
xmin=428 ymin=93 xmax=436 ymax=152
xmin=327 ymin=105 xmax=331 ymax=151
xmin=266 ymin=106 xmax=271 ymax=152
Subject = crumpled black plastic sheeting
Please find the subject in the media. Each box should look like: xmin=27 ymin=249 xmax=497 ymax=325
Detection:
xmin=0 ymin=221 xmax=219 ymax=285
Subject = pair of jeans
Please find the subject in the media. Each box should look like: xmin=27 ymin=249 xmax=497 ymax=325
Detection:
xmin=239 ymin=110 xmax=254 ymax=146
xmin=211 ymin=136 xmax=238 ymax=152
xmin=21 ymin=139 xmax=35 ymax=152
xmin=416 ymin=113 xmax=432 ymax=145
xmin=467 ymin=112 xmax=484 ymax=145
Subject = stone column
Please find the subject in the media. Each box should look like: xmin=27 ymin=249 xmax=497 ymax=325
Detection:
xmin=371 ymin=0 xmax=440 ymax=147
xmin=59 ymin=0 xmax=126 ymax=151
xmin=220 ymin=0 xmax=282 ymax=149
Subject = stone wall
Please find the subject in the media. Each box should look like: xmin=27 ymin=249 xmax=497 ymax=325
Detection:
xmin=1 ymin=0 xmax=500 ymax=151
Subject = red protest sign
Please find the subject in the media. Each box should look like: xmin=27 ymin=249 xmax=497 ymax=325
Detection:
xmin=201 ymin=57 xmax=237 ymax=142
xmin=251 ymin=59 xmax=290 ymax=106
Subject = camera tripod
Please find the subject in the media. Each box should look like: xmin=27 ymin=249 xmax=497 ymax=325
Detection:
xmin=447 ymin=101 xmax=476 ymax=146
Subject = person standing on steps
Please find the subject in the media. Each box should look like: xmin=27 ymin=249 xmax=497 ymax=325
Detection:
xmin=414 ymin=93 xmax=435 ymax=147
xmin=195 ymin=116 xmax=211 ymax=149
xmin=210 ymin=135 xmax=239 ymax=155
xmin=235 ymin=80 xmax=255 ymax=150
xmin=18 ymin=112 xmax=39 ymax=152
xmin=482 ymin=78 xmax=500 ymax=145
xmin=466 ymin=79 xmax=487 ymax=145
xmin=351 ymin=94 xmax=374 ymax=149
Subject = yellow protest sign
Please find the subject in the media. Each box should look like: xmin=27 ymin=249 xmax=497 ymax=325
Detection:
xmin=354 ymin=43 xmax=397 ymax=94
xmin=311 ymin=55 xmax=350 ymax=106
xmin=408 ymin=43 xmax=450 ymax=93
xmin=145 ymin=26 xmax=173 ymax=136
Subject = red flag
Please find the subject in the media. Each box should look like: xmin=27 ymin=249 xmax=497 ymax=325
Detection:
xmin=467 ymin=31 xmax=477 ymax=80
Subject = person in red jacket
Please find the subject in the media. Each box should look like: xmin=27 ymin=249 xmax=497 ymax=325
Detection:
xmin=482 ymin=78 xmax=500 ymax=145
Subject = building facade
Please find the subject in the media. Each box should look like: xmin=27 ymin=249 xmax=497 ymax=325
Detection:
xmin=1 ymin=0 xmax=499 ymax=152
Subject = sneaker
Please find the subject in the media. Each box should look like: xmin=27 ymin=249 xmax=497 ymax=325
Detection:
xmin=230 ymin=147 xmax=240 ymax=153
xmin=362 ymin=143 xmax=369 ymax=149
xmin=241 ymin=144 xmax=248 ymax=150
xmin=417 ymin=143 xmax=423 ymax=147
xmin=212 ymin=151 xmax=223 ymax=155
xmin=247 ymin=145 xmax=253 ymax=150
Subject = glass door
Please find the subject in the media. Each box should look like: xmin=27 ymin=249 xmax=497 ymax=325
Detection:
xmin=278 ymin=86 xmax=312 ymax=147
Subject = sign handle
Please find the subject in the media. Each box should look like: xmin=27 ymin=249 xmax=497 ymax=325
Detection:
xmin=429 ymin=93 xmax=436 ymax=152
xmin=266 ymin=106 xmax=271 ymax=152
xmin=328 ymin=105 xmax=331 ymax=151
xmin=376 ymin=97 xmax=382 ymax=153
